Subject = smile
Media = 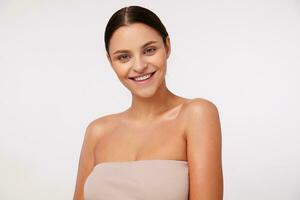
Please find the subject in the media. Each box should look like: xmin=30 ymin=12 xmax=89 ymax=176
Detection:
xmin=129 ymin=71 xmax=156 ymax=82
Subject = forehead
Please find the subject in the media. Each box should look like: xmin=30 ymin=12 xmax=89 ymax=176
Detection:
xmin=109 ymin=23 xmax=162 ymax=53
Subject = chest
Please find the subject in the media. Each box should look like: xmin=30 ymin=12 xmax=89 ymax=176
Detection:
xmin=94 ymin=116 xmax=187 ymax=163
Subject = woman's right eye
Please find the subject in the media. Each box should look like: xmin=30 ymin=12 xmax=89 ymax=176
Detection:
xmin=117 ymin=54 xmax=130 ymax=62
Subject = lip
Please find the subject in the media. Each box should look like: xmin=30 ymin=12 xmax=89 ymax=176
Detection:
xmin=128 ymin=71 xmax=156 ymax=86
xmin=128 ymin=71 xmax=156 ymax=79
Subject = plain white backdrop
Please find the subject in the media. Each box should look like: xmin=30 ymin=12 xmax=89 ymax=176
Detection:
xmin=0 ymin=0 xmax=299 ymax=199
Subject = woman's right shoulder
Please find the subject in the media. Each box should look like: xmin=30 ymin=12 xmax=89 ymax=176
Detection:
xmin=73 ymin=113 xmax=118 ymax=200
xmin=84 ymin=113 xmax=118 ymax=140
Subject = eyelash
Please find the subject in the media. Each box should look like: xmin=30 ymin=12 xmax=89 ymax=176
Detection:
xmin=145 ymin=47 xmax=156 ymax=54
xmin=117 ymin=47 xmax=157 ymax=62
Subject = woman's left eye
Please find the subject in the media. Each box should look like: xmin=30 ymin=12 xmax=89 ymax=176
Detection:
xmin=144 ymin=47 xmax=156 ymax=54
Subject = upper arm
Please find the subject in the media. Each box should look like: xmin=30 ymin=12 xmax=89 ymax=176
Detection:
xmin=184 ymin=98 xmax=223 ymax=200
xmin=73 ymin=120 xmax=105 ymax=200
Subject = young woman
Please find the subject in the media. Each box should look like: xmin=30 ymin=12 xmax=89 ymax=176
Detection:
xmin=73 ymin=5 xmax=223 ymax=200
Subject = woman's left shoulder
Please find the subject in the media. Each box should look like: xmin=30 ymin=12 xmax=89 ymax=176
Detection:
xmin=182 ymin=97 xmax=220 ymax=115
xmin=182 ymin=98 xmax=223 ymax=200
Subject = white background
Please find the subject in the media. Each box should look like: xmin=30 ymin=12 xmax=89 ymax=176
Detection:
xmin=0 ymin=0 xmax=299 ymax=199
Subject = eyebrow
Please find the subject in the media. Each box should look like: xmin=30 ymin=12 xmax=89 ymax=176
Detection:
xmin=112 ymin=40 xmax=158 ymax=55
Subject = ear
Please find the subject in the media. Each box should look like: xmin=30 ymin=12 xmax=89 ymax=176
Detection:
xmin=165 ymin=36 xmax=171 ymax=59
xmin=106 ymin=53 xmax=112 ymax=65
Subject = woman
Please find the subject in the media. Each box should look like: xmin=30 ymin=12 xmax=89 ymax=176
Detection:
xmin=73 ymin=5 xmax=223 ymax=200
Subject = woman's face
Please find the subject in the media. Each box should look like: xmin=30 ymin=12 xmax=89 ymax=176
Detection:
xmin=107 ymin=22 xmax=171 ymax=97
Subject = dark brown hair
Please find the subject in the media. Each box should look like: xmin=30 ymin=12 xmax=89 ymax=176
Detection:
xmin=104 ymin=5 xmax=169 ymax=55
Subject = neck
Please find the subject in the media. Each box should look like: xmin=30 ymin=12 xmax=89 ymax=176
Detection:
xmin=126 ymin=80 xmax=181 ymax=121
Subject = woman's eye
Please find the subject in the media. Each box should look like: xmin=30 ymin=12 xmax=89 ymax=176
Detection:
xmin=117 ymin=55 xmax=130 ymax=62
xmin=144 ymin=47 xmax=156 ymax=55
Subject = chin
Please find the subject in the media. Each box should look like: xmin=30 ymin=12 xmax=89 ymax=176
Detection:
xmin=131 ymin=87 xmax=157 ymax=98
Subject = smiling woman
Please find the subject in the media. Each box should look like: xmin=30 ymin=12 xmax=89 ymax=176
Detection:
xmin=73 ymin=5 xmax=223 ymax=200
xmin=106 ymin=21 xmax=170 ymax=96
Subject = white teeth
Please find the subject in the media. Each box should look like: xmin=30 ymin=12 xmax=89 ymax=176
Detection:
xmin=133 ymin=73 xmax=151 ymax=81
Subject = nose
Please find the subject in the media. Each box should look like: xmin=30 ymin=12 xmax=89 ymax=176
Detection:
xmin=132 ymin=55 xmax=148 ymax=73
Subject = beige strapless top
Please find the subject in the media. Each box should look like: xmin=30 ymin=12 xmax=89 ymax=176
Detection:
xmin=84 ymin=159 xmax=189 ymax=200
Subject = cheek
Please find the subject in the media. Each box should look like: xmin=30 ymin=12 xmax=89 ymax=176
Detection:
xmin=111 ymin=63 xmax=130 ymax=77
xmin=148 ymin=51 xmax=167 ymax=67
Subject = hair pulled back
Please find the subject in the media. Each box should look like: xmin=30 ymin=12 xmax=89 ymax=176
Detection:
xmin=104 ymin=5 xmax=169 ymax=55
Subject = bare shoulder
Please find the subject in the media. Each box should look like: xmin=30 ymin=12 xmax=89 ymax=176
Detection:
xmin=182 ymin=97 xmax=219 ymax=113
xmin=73 ymin=113 xmax=118 ymax=200
xmin=87 ymin=114 xmax=112 ymax=134
xmin=181 ymin=98 xmax=220 ymax=124
xmin=181 ymin=98 xmax=223 ymax=199
xmin=85 ymin=113 xmax=120 ymax=139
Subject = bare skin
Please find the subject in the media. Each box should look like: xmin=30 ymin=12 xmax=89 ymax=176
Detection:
xmin=73 ymin=23 xmax=223 ymax=200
